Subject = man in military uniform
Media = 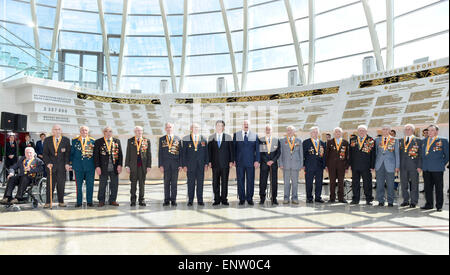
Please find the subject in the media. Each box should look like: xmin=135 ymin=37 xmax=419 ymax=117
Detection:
xmin=259 ymin=125 xmax=281 ymax=205
xmin=375 ymin=126 xmax=400 ymax=207
xmin=303 ymin=126 xmax=327 ymax=204
xmin=125 ymin=126 xmax=152 ymax=207
xmin=158 ymin=122 xmax=182 ymax=207
xmin=421 ymin=125 xmax=449 ymax=212
xmin=0 ymin=147 xmax=43 ymax=204
xmin=279 ymin=126 xmax=303 ymax=205
xmin=70 ymin=126 xmax=96 ymax=208
xmin=182 ymin=123 xmax=208 ymax=207
xmin=43 ymin=124 xmax=71 ymax=208
xmin=399 ymin=124 xmax=422 ymax=208
xmin=349 ymin=125 xmax=376 ymax=205
xmin=94 ymin=126 xmax=123 ymax=207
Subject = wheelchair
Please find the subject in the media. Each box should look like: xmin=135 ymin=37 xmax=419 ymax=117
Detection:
xmin=1 ymin=172 xmax=47 ymax=210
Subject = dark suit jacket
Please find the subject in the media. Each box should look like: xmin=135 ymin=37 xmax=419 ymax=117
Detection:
xmin=208 ymin=133 xmax=234 ymax=170
xmin=233 ymin=131 xmax=260 ymax=167
xmin=5 ymin=141 xmax=18 ymax=157
xmin=303 ymin=138 xmax=327 ymax=171
xmin=36 ymin=140 xmax=44 ymax=157
xmin=19 ymin=141 xmax=35 ymax=156
xmin=94 ymin=137 xmax=123 ymax=175
xmin=8 ymin=156 xmax=44 ymax=177
xmin=399 ymin=137 xmax=422 ymax=171
xmin=158 ymin=135 xmax=182 ymax=168
xmin=43 ymin=136 xmax=71 ymax=172
xmin=326 ymin=138 xmax=349 ymax=170
xmin=259 ymin=136 xmax=281 ymax=166
xmin=349 ymin=136 xmax=376 ymax=171
xmin=125 ymin=137 xmax=152 ymax=173
xmin=182 ymin=135 xmax=209 ymax=169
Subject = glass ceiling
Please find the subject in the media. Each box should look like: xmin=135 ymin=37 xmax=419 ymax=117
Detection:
xmin=0 ymin=0 xmax=448 ymax=94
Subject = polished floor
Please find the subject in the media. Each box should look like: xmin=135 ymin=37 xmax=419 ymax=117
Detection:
xmin=0 ymin=174 xmax=448 ymax=255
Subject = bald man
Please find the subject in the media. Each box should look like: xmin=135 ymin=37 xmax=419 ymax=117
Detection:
xmin=43 ymin=124 xmax=71 ymax=208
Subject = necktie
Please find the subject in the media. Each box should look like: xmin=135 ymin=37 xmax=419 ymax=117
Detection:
xmin=406 ymin=137 xmax=410 ymax=144
xmin=218 ymin=135 xmax=221 ymax=148
xmin=315 ymin=140 xmax=318 ymax=148
xmin=244 ymin=132 xmax=248 ymax=142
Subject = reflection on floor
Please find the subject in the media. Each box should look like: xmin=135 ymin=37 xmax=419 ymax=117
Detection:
xmin=0 ymin=175 xmax=448 ymax=255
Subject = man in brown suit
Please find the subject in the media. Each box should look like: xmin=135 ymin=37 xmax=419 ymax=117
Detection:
xmin=325 ymin=127 xmax=349 ymax=203
xmin=125 ymin=126 xmax=152 ymax=207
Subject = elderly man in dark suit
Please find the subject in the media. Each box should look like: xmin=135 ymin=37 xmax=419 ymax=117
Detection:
xmin=234 ymin=120 xmax=260 ymax=206
xmin=125 ymin=126 xmax=152 ymax=207
xmin=420 ymin=124 xmax=449 ymax=212
xmin=325 ymin=127 xmax=349 ymax=203
xmin=182 ymin=123 xmax=209 ymax=207
xmin=259 ymin=125 xmax=281 ymax=205
xmin=208 ymin=120 xmax=234 ymax=206
xmin=159 ymin=122 xmax=183 ymax=207
xmin=43 ymin=124 xmax=71 ymax=208
xmin=94 ymin=126 xmax=123 ymax=207
xmin=349 ymin=125 xmax=376 ymax=205
xmin=399 ymin=124 xmax=422 ymax=208
xmin=0 ymin=147 xmax=43 ymax=204
xmin=303 ymin=126 xmax=327 ymax=203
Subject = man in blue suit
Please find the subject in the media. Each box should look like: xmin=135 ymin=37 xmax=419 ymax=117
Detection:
xmin=234 ymin=120 xmax=260 ymax=206
xmin=375 ymin=126 xmax=400 ymax=207
xmin=35 ymin=133 xmax=46 ymax=177
xmin=421 ymin=124 xmax=449 ymax=212
xmin=303 ymin=126 xmax=327 ymax=203
xmin=70 ymin=126 xmax=96 ymax=208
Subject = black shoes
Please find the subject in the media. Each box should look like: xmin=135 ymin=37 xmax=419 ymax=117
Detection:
xmin=339 ymin=200 xmax=348 ymax=204
xmin=75 ymin=204 xmax=82 ymax=208
xmin=171 ymin=201 xmax=177 ymax=207
xmin=198 ymin=202 xmax=205 ymax=206
xmin=388 ymin=203 xmax=394 ymax=207
xmin=247 ymin=201 xmax=254 ymax=206
xmin=306 ymin=200 xmax=314 ymax=204
xmin=350 ymin=201 xmax=359 ymax=205
xmin=259 ymin=200 xmax=265 ymax=205
xmin=410 ymin=204 xmax=416 ymax=208
xmin=328 ymin=200 xmax=336 ymax=203
xmin=315 ymin=199 xmax=325 ymax=203
xmin=400 ymin=202 xmax=410 ymax=207
xmin=239 ymin=200 xmax=245 ymax=206
xmin=378 ymin=202 xmax=385 ymax=207
xmin=187 ymin=202 xmax=193 ymax=207
xmin=213 ymin=201 xmax=221 ymax=206
xmin=222 ymin=201 xmax=229 ymax=206
xmin=163 ymin=202 xmax=170 ymax=207
xmin=130 ymin=202 xmax=136 ymax=207
xmin=87 ymin=203 xmax=94 ymax=207
xmin=421 ymin=206 xmax=433 ymax=210
xmin=272 ymin=199 xmax=279 ymax=205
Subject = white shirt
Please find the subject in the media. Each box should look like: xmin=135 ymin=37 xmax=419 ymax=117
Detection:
xmin=216 ymin=133 xmax=223 ymax=142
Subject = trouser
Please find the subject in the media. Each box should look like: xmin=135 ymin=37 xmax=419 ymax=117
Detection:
xmin=423 ymin=171 xmax=444 ymax=209
xmin=98 ymin=171 xmax=119 ymax=204
xmin=400 ymin=168 xmax=419 ymax=205
xmin=130 ymin=167 xmax=147 ymax=203
xmin=260 ymin=163 xmax=278 ymax=201
xmin=305 ymin=169 xmax=323 ymax=201
xmin=328 ymin=165 xmax=345 ymax=201
xmin=3 ymin=175 xmax=32 ymax=200
xmin=283 ymin=169 xmax=299 ymax=201
xmin=376 ymin=163 xmax=396 ymax=204
xmin=164 ymin=161 xmax=179 ymax=203
xmin=187 ymin=165 xmax=205 ymax=203
xmin=46 ymin=167 xmax=66 ymax=204
xmin=351 ymin=168 xmax=373 ymax=203
xmin=212 ymin=167 xmax=229 ymax=203
xmin=75 ymin=169 xmax=95 ymax=205
xmin=236 ymin=166 xmax=255 ymax=202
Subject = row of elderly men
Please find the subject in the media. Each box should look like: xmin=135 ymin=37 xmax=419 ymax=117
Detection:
xmin=1 ymin=122 xmax=448 ymax=211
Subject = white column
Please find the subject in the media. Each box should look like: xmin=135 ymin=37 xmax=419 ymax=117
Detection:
xmin=48 ymin=0 xmax=62 ymax=79
xmin=241 ymin=0 xmax=249 ymax=91
xmin=179 ymin=0 xmax=189 ymax=93
xmin=97 ymin=0 xmax=113 ymax=91
xmin=386 ymin=0 xmax=395 ymax=70
xmin=159 ymin=0 xmax=178 ymax=93
xmin=116 ymin=0 xmax=129 ymax=91
xmin=308 ymin=0 xmax=315 ymax=84
xmin=362 ymin=0 xmax=385 ymax=71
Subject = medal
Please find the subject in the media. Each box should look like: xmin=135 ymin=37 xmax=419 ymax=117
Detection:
xmin=166 ymin=135 xmax=174 ymax=151
xmin=358 ymin=136 xmax=367 ymax=150
xmin=312 ymin=138 xmax=320 ymax=156
xmin=335 ymin=138 xmax=342 ymax=152
xmin=265 ymin=136 xmax=272 ymax=155
xmin=425 ymin=136 xmax=438 ymax=156
xmin=135 ymin=136 xmax=143 ymax=155
xmin=23 ymin=158 xmax=34 ymax=175
xmin=404 ymin=136 xmax=414 ymax=153
xmin=287 ymin=136 xmax=295 ymax=154
xmin=192 ymin=134 xmax=199 ymax=152
xmin=79 ymin=136 xmax=89 ymax=155
xmin=104 ymin=137 xmax=113 ymax=154
xmin=53 ymin=136 xmax=62 ymax=157
xmin=381 ymin=136 xmax=392 ymax=151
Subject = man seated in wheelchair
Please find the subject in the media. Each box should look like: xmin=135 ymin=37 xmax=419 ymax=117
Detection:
xmin=1 ymin=147 xmax=44 ymax=204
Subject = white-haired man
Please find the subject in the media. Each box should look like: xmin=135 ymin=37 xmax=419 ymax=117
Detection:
xmin=1 ymin=147 xmax=44 ymax=204
xmin=303 ymin=126 xmax=327 ymax=203
xmin=279 ymin=126 xmax=303 ymax=204
xmin=94 ymin=126 xmax=123 ymax=207
xmin=259 ymin=125 xmax=281 ymax=205
xmin=399 ymin=124 xmax=422 ymax=208
xmin=125 ymin=126 xmax=152 ymax=207
xmin=158 ymin=122 xmax=182 ymax=207
xmin=375 ymin=126 xmax=400 ymax=207
xmin=70 ymin=126 xmax=96 ymax=208
xmin=325 ymin=127 xmax=349 ymax=203
xmin=349 ymin=125 xmax=376 ymax=205
xmin=43 ymin=124 xmax=71 ymax=208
